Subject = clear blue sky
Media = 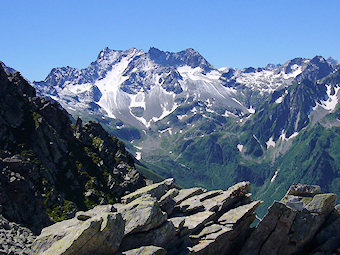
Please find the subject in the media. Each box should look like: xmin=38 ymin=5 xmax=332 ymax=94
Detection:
xmin=1 ymin=0 xmax=339 ymax=81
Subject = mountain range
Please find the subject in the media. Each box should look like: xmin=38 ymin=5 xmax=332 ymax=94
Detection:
xmin=4 ymin=47 xmax=340 ymax=216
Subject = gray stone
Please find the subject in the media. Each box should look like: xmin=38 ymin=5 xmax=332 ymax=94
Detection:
xmin=122 ymin=246 xmax=167 ymax=255
xmin=189 ymin=224 xmax=224 ymax=241
xmin=117 ymin=195 xmax=167 ymax=235
xmin=240 ymin=201 xmax=297 ymax=255
xmin=202 ymin=181 xmax=251 ymax=213
xmin=75 ymin=204 xmax=117 ymax=221
xmin=119 ymin=220 xmax=176 ymax=252
xmin=169 ymin=217 xmax=186 ymax=233
xmin=121 ymin=179 xmax=174 ymax=204
xmin=218 ymin=200 xmax=262 ymax=225
xmin=286 ymin=183 xmax=322 ymax=197
xmin=179 ymin=190 xmax=224 ymax=214
xmin=183 ymin=211 xmax=216 ymax=233
xmin=189 ymin=225 xmax=233 ymax=255
xmin=282 ymin=195 xmax=312 ymax=211
xmin=31 ymin=212 xmax=125 ymax=255
xmin=173 ymin=188 xmax=206 ymax=205
xmin=158 ymin=188 xmax=179 ymax=215
xmin=241 ymin=194 xmax=336 ymax=255
xmin=305 ymin=193 xmax=337 ymax=215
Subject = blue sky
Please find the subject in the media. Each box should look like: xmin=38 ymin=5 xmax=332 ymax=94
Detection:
xmin=1 ymin=0 xmax=339 ymax=81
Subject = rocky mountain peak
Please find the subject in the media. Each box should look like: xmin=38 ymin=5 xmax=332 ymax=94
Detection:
xmin=0 ymin=61 xmax=17 ymax=75
xmin=327 ymin=56 xmax=339 ymax=66
xmin=147 ymin=47 xmax=214 ymax=72
xmin=296 ymin=55 xmax=334 ymax=82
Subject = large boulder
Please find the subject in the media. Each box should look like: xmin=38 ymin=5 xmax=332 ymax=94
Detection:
xmin=240 ymin=184 xmax=337 ymax=255
xmin=119 ymin=220 xmax=177 ymax=252
xmin=308 ymin=204 xmax=340 ymax=254
xmin=116 ymin=195 xmax=167 ymax=235
xmin=31 ymin=211 xmax=125 ymax=255
xmin=173 ymin=187 xmax=206 ymax=205
xmin=189 ymin=201 xmax=261 ymax=255
xmin=121 ymin=179 xmax=174 ymax=204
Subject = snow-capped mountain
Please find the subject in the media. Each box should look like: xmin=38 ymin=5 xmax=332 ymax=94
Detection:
xmin=34 ymin=47 xmax=336 ymax=130
xmin=35 ymin=48 xmax=247 ymax=128
xmin=219 ymin=56 xmax=334 ymax=93
xmin=3 ymin=51 xmax=340 ymax=223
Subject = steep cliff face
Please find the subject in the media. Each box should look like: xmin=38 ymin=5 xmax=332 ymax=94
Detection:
xmin=0 ymin=66 xmax=146 ymax=234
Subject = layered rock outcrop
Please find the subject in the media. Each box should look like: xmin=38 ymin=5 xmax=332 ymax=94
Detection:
xmin=28 ymin=181 xmax=339 ymax=255
xmin=30 ymin=179 xmax=260 ymax=254
xmin=240 ymin=184 xmax=339 ymax=255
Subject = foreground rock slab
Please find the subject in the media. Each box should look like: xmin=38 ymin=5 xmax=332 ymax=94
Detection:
xmin=31 ymin=212 xmax=125 ymax=255
xmin=122 ymin=246 xmax=166 ymax=255
xmin=240 ymin=184 xmax=338 ymax=255
xmin=29 ymin=182 xmax=339 ymax=255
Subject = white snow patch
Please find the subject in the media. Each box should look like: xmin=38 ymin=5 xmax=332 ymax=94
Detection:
xmin=237 ymin=144 xmax=244 ymax=152
xmin=218 ymin=67 xmax=229 ymax=72
xmin=266 ymin=137 xmax=276 ymax=149
xmin=177 ymin=114 xmax=187 ymax=120
xmin=318 ymin=85 xmax=340 ymax=111
xmin=271 ymin=169 xmax=280 ymax=183
xmin=96 ymin=54 xmax=133 ymax=117
xmin=134 ymin=145 xmax=142 ymax=150
xmin=135 ymin=152 xmax=142 ymax=160
xmin=177 ymin=66 xmax=220 ymax=82
xmin=289 ymin=132 xmax=299 ymax=139
xmin=224 ymin=110 xmax=236 ymax=117
xmin=280 ymin=130 xmax=299 ymax=141
xmin=190 ymin=107 xmax=198 ymax=113
xmin=248 ymin=106 xmax=255 ymax=114
xmin=159 ymin=128 xmax=173 ymax=135
xmin=275 ymin=90 xmax=288 ymax=104
xmin=282 ymin=64 xmax=303 ymax=79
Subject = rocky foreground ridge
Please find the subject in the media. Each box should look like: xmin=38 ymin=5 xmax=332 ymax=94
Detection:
xmin=14 ymin=180 xmax=337 ymax=255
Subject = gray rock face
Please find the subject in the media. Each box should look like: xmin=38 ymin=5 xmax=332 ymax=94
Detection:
xmin=158 ymin=188 xmax=179 ymax=215
xmin=121 ymin=178 xmax=174 ymax=204
xmin=286 ymin=183 xmax=322 ymax=196
xmin=240 ymin=184 xmax=338 ymax=255
xmin=117 ymin=196 xmax=167 ymax=235
xmin=309 ymin=206 xmax=340 ymax=254
xmin=122 ymin=246 xmax=166 ymax=255
xmin=119 ymin=220 xmax=177 ymax=252
xmin=31 ymin=211 xmax=125 ymax=255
